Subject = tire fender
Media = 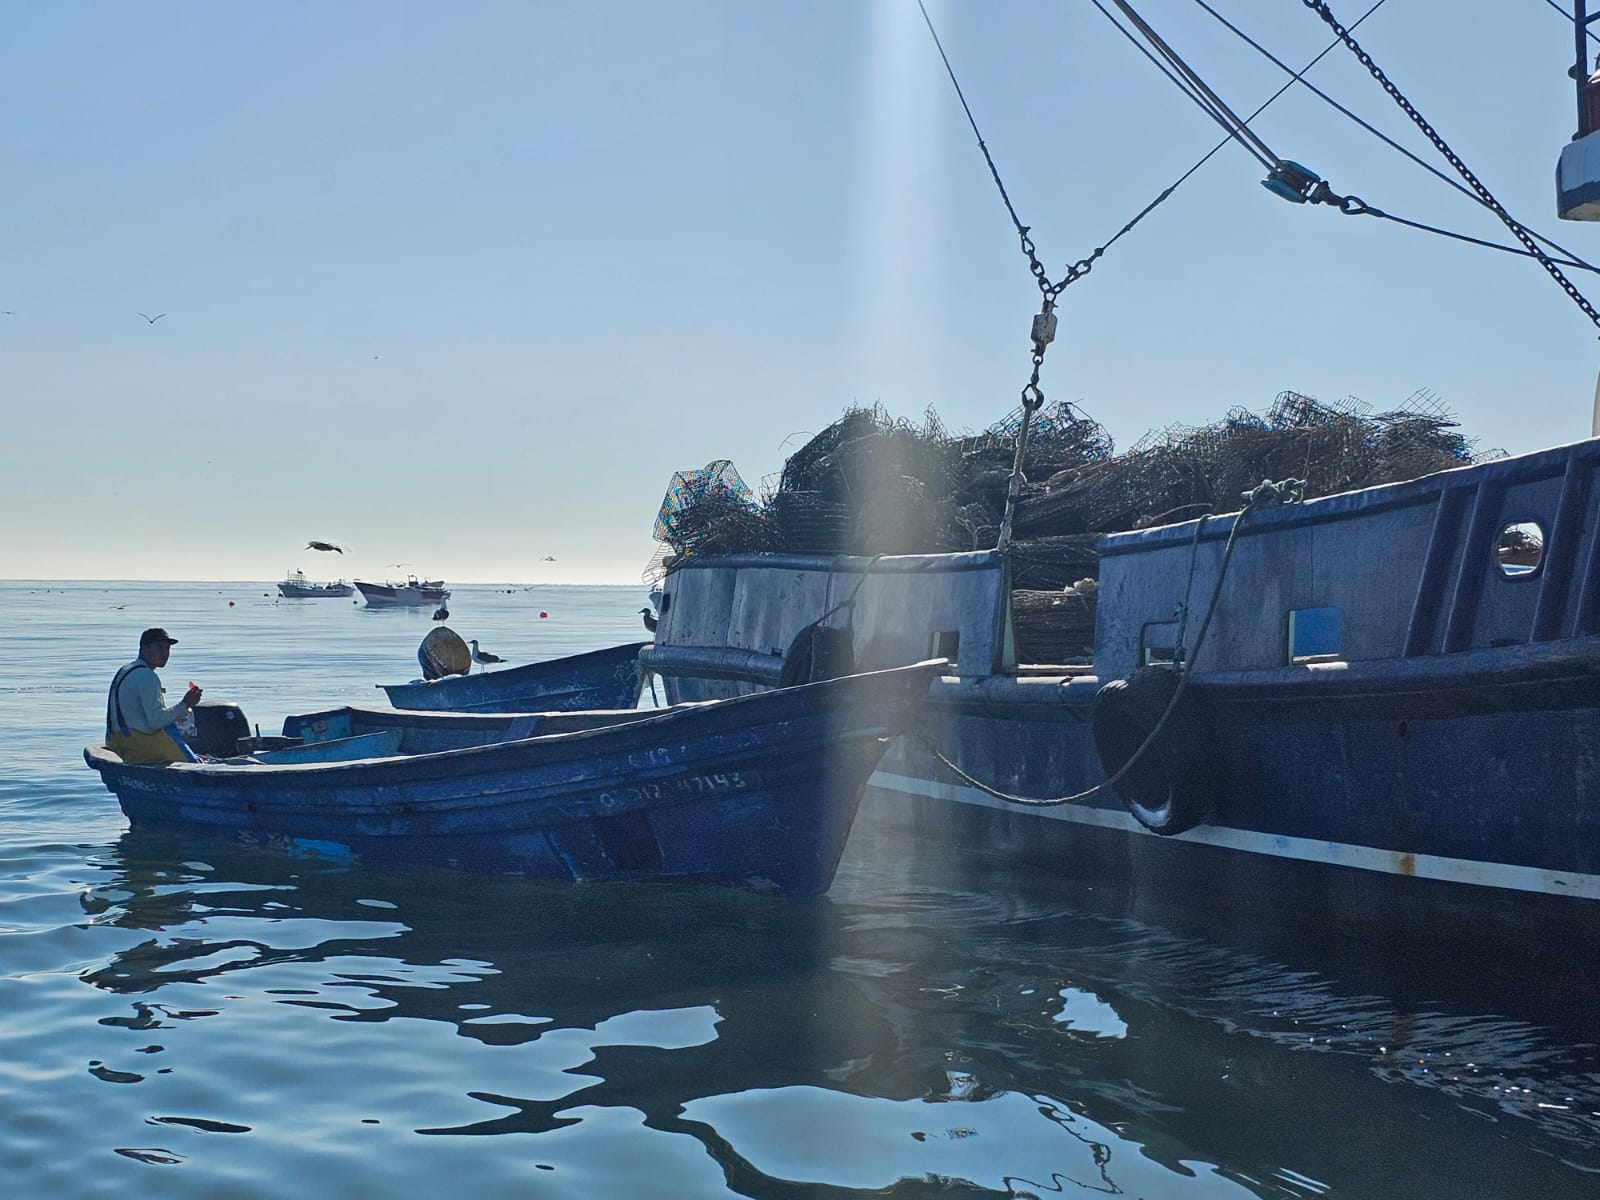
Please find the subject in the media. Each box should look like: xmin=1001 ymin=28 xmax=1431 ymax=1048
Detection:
xmin=1091 ymin=667 xmax=1217 ymax=835
xmin=779 ymin=622 xmax=856 ymax=688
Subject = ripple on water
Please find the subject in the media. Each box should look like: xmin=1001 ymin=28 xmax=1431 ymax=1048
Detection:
xmin=683 ymin=1085 xmax=1267 ymax=1197
xmin=3 ymin=584 xmax=1600 ymax=1198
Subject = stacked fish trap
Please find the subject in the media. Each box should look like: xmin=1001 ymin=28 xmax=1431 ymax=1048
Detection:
xmin=647 ymin=392 xmax=1492 ymax=660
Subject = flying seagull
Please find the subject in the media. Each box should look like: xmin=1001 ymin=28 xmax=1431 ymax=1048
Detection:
xmin=306 ymin=541 xmax=345 ymax=553
xmin=137 ymin=312 xmax=166 ymax=324
xmin=639 ymin=607 xmax=658 ymax=633
xmin=469 ymin=639 xmax=504 ymax=672
xmin=541 ymin=556 xmax=556 ymax=561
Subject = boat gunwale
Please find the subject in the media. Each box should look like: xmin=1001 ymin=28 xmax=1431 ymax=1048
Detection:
xmin=1098 ymin=437 xmax=1600 ymax=557
xmin=659 ymin=549 xmax=1004 ymax=576
xmin=378 ymin=640 xmax=648 ymax=703
xmin=83 ymin=727 xmax=901 ymax=823
xmin=83 ymin=661 xmax=944 ymax=792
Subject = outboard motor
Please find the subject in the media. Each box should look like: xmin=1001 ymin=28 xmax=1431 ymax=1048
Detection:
xmin=418 ymin=626 xmax=471 ymax=680
xmin=189 ymin=702 xmax=252 ymax=757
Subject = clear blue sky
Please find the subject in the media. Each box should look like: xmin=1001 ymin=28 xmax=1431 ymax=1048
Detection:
xmin=5 ymin=1 xmax=1597 ymax=583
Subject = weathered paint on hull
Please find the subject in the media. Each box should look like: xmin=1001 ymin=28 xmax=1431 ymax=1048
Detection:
xmin=86 ymin=664 xmax=939 ymax=895
xmin=278 ymin=583 xmax=355 ymax=598
xmin=643 ymin=426 xmax=1600 ymax=938
xmin=874 ymin=669 xmax=1600 ymax=930
xmin=110 ymin=740 xmax=884 ymax=894
xmin=357 ymin=590 xmax=449 ymax=608
xmin=380 ymin=641 xmax=647 ymax=713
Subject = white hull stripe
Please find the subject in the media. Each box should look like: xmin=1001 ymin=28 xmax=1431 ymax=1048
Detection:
xmin=867 ymin=770 xmax=1600 ymax=902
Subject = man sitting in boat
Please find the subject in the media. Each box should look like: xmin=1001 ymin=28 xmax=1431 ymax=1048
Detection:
xmin=105 ymin=628 xmax=203 ymax=764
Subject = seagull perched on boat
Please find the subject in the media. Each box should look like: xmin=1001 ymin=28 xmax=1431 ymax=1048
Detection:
xmin=469 ymin=639 xmax=504 ymax=671
xmin=137 ymin=312 xmax=165 ymax=324
xmin=306 ymin=540 xmax=345 ymax=553
xmin=639 ymin=607 xmax=658 ymax=633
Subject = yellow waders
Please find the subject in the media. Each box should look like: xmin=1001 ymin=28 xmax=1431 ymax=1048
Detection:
xmin=105 ymin=727 xmax=188 ymax=765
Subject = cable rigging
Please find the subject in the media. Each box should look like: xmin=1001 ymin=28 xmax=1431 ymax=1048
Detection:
xmin=1102 ymin=0 xmax=1279 ymax=171
xmin=1189 ymin=0 xmax=1599 ymax=275
xmin=1545 ymin=0 xmax=1600 ymax=45
xmin=915 ymin=0 xmax=1322 ymax=548
xmin=909 ymin=1 xmax=1599 ymax=807
xmin=915 ymin=0 xmax=1080 ymax=552
xmin=915 ymin=0 xmax=1385 ymax=550
xmin=1107 ymin=0 xmax=1600 ymax=279
xmin=1303 ymin=0 xmax=1600 ymax=331
xmin=918 ymin=0 xmax=1600 ymax=553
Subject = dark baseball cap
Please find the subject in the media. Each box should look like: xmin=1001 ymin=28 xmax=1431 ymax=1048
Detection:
xmin=139 ymin=627 xmax=179 ymax=647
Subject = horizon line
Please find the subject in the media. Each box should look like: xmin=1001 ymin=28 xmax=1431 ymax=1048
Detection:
xmin=0 ymin=577 xmax=647 ymax=588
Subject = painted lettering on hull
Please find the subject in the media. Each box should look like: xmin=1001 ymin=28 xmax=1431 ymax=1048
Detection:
xmin=599 ymin=771 xmax=747 ymax=810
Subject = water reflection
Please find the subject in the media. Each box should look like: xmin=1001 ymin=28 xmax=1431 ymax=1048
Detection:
xmin=86 ymin=828 xmax=840 ymax=1035
xmin=685 ymin=1086 xmax=1261 ymax=1197
xmin=62 ymin=826 xmax=1600 ymax=1198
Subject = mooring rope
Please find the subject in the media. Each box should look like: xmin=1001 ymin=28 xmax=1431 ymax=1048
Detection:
xmin=915 ymin=482 xmax=1300 ymax=807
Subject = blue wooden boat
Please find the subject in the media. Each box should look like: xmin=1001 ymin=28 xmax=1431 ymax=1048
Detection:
xmin=82 ymin=661 xmax=942 ymax=895
xmin=639 ymin=438 xmax=1600 ymax=951
xmin=378 ymin=640 xmax=648 ymax=713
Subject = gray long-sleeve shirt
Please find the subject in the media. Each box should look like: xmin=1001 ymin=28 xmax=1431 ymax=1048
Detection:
xmin=107 ymin=659 xmax=187 ymax=737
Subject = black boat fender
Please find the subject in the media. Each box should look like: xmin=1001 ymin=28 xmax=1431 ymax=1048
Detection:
xmin=778 ymin=622 xmax=856 ymax=687
xmin=1091 ymin=667 xmax=1218 ymax=835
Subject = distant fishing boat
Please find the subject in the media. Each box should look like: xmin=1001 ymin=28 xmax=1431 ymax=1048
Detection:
xmin=354 ymin=575 xmax=449 ymax=608
xmin=277 ymin=570 xmax=354 ymax=599
xmin=82 ymin=661 xmax=942 ymax=895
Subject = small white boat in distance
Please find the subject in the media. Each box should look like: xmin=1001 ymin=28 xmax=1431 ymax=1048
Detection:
xmin=278 ymin=570 xmax=355 ymax=598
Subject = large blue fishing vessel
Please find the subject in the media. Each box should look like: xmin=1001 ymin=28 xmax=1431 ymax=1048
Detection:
xmin=638 ymin=4 xmax=1600 ymax=957
xmin=643 ymin=437 xmax=1600 ymax=947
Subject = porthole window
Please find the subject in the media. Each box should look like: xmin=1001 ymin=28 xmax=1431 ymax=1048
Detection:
xmin=1494 ymin=521 xmax=1544 ymax=577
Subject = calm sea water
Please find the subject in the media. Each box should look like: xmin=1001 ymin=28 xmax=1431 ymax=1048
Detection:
xmin=2 ymin=581 xmax=1597 ymax=1198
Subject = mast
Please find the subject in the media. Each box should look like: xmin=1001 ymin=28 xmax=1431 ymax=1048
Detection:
xmin=1576 ymin=3 xmax=1600 ymax=138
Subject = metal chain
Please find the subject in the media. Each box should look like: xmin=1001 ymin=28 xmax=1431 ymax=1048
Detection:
xmin=918 ymin=0 xmax=1174 ymax=546
xmin=1008 ymin=211 xmax=1103 ymax=310
xmin=1304 ymin=0 xmax=1600 ymax=331
xmin=995 ymin=302 xmax=1054 ymax=552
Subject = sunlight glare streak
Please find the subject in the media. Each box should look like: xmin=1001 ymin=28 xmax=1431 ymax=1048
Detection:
xmin=849 ymin=1 xmax=949 ymax=410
